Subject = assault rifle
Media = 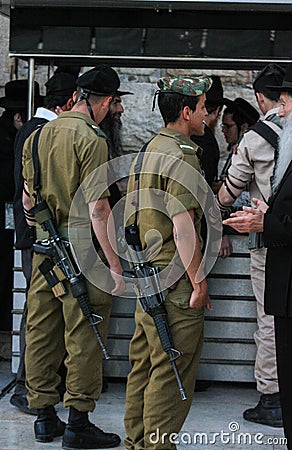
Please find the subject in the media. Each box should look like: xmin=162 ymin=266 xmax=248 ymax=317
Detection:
xmin=125 ymin=223 xmax=187 ymax=401
xmin=32 ymin=200 xmax=110 ymax=359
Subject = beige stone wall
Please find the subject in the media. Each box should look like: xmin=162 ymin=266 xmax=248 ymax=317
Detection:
xmin=1 ymin=14 xmax=261 ymax=176
xmin=0 ymin=15 xmax=10 ymax=97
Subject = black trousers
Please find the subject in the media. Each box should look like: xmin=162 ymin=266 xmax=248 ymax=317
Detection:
xmin=274 ymin=316 xmax=292 ymax=449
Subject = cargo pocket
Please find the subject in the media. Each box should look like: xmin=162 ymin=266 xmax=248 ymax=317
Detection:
xmin=167 ymin=277 xmax=193 ymax=309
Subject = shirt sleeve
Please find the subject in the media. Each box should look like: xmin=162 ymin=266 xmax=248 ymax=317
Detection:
xmin=79 ymin=135 xmax=110 ymax=203
xmin=228 ymin=133 xmax=254 ymax=183
xmin=164 ymin=150 xmax=202 ymax=218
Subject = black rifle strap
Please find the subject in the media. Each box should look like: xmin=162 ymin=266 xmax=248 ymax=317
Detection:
xmin=32 ymin=126 xmax=44 ymax=203
xmin=249 ymin=121 xmax=281 ymax=199
xmin=133 ymin=141 xmax=150 ymax=227
xmin=249 ymin=121 xmax=279 ymax=150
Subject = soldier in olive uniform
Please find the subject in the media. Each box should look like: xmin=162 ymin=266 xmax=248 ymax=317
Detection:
xmin=124 ymin=75 xmax=212 ymax=450
xmin=22 ymin=66 xmax=125 ymax=449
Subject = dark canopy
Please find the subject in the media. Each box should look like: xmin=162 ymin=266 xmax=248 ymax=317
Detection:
xmin=7 ymin=1 xmax=292 ymax=70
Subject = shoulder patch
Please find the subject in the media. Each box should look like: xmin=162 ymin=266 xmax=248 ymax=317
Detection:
xmin=179 ymin=144 xmax=197 ymax=155
xmin=179 ymin=144 xmax=194 ymax=150
xmin=87 ymin=123 xmax=107 ymax=140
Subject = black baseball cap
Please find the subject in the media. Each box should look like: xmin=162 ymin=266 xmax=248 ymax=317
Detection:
xmin=76 ymin=65 xmax=120 ymax=96
xmin=45 ymin=72 xmax=77 ymax=97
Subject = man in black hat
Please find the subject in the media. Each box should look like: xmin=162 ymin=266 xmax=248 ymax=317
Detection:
xmin=99 ymin=90 xmax=132 ymax=206
xmin=10 ymin=71 xmax=77 ymax=415
xmin=223 ymin=62 xmax=292 ymax=447
xmin=216 ymin=63 xmax=286 ymax=427
xmin=191 ymin=75 xmax=223 ymax=187
xmin=220 ymin=97 xmax=260 ymax=180
xmin=0 ymin=80 xmax=41 ymax=334
xmin=100 ymin=90 xmax=132 ymax=161
xmin=22 ymin=65 xmax=124 ymax=449
xmin=191 ymin=76 xmax=233 ymax=259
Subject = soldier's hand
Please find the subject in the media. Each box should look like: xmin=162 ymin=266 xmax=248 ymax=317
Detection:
xmin=219 ymin=234 xmax=233 ymax=259
xmin=110 ymin=269 xmax=126 ymax=296
xmin=189 ymin=279 xmax=212 ymax=311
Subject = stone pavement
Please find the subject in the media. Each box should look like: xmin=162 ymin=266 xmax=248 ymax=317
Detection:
xmin=0 ymin=376 xmax=287 ymax=450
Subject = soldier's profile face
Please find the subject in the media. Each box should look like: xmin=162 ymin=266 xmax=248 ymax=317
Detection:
xmin=189 ymin=94 xmax=207 ymax=136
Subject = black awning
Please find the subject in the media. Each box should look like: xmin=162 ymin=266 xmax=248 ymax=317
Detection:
xmin=9 ymin=0 xmax=292 ymax=11
xmin=9 ymin=1 xmax=292 ymax=70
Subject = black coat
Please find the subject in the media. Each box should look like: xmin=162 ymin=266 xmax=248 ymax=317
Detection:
xmin=0 ymin=112 xmax=17 ymax=205
xmin=13 ymin=117 xmax=48 ymax=249
xmin=191 ymin=125 xmax=220 ymax=187
xmin=264 ymin=160 xmax=292 ymax=317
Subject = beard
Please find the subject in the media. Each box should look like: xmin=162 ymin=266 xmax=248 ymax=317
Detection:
xmin=99 ymin=113 xmax=123 ymax=159
xmin=272 ymin=110 xmax=292 ymax=193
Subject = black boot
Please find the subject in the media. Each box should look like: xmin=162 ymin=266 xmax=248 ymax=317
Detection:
xmin=10 ymin=393 xmax=38 ymax=415
xmin=243 ymin=393 xmax=283 ymax=427
xmin=62 ymin=406 xmax=121 ymax=449
xmin=34 ymin=405 xmax=66 ymax=442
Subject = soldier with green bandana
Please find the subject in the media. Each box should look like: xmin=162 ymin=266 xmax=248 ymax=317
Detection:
xmin=124 ymin=75 xmax=212 ymax=450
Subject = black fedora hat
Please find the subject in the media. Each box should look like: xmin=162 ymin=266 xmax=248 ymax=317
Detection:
xmin=206 ymin=75 xmax=224 ymax=105
xmin=253 ymin=63 xmax=285 ymax=92
xmin=0 ymin=79 xmax=43 ymax=110
xmin=267 ymin=62 xmax=292 ymax=92
xmin=222 ymin=97 xmax=259 ymax=125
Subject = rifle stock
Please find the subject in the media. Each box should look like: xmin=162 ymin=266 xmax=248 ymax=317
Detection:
xmin=125 ymin=223 xmax=187 ymax=401
xmin=32 ymin=200 xmax=110 ymax=359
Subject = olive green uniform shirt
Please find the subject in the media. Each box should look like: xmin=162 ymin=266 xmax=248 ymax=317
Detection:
xmin=23 ymin=111 xmax=110 ymax=230
xmin=127 ymin=127 xmax=203 ymax=267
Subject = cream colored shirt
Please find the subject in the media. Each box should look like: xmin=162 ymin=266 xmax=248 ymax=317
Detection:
xmin=228 ymin=107 xmax=282 ymax=203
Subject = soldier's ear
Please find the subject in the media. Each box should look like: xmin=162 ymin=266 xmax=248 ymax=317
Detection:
xmin=182 ymin=105 xmax=191 ymax=121
xmin=72 ymin=91 xmax=78 ymax=103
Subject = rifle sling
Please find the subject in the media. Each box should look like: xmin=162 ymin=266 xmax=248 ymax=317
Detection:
xmin=249 ymin=121 xmax=279 ymax=150
xmin=32 ymin=126 xmax=45 ymax=201
xmin=133 ymin=141 xmax=149 ymax=227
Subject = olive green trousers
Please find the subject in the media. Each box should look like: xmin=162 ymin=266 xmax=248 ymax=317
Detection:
xmin=25 ymin=253 xmax=111 ymax=412
xmin=124 ymin=278 xmax=204 ymax=450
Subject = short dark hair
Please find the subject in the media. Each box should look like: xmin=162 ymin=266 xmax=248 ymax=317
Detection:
xmin=253 ymin=86 xmax=280 ymax=102
xmin=158 ymin=92 xmax=199 ymax=125
xmin=75 ymin=86 xmax=109 ymax=106
xmin=44 ymin=94 xmax=72 ymax=110
xmin=206 ymin=102 xmax=223 ymax=115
